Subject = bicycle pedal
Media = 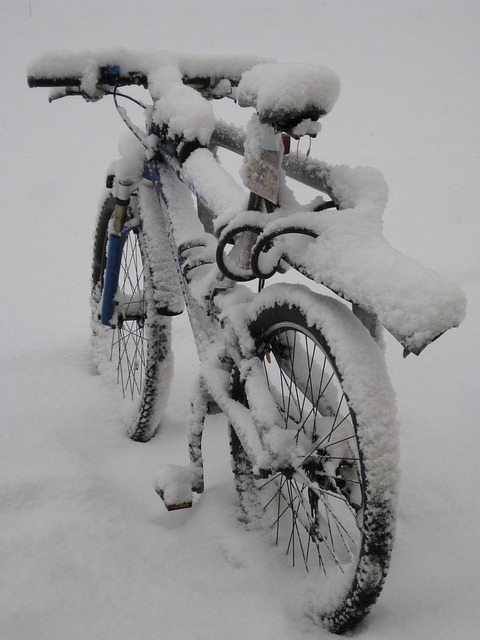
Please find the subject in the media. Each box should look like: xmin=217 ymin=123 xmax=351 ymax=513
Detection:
xmin=155 ymin=490 xmax=192 ymax=511
xmin=154 ymin=464 xmax=201 ymax=512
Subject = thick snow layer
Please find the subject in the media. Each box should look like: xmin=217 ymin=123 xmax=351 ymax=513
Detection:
xmin=149 ymin=62 xmax=216 ymax=144
xmin=27 ymin=49 xmax=269 ymax=85
xmin=28 ymin=49 xmax=340 ymax=144
xmin=280 ymin=164 xmax=467 ymax=353
xmin=183 ymin=148 xmax=248 ymax=216
xmin=238 ymin=61 xmax=340 ymax=118
xmin=28 ymin=49 xmax=312 ymax=145
xmin=3 ymin=1 xmax=479 ymax=639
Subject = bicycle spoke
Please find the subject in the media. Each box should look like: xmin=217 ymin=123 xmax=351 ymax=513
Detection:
xmin=250 ymin=320 xmax=366 ymax=579
xmin=104 ymin=229 xmax=148 ymax=401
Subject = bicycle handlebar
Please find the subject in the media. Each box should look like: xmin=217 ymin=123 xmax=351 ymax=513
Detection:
xmin=28 ymin=77 xmax=81 ymax=88
xmin=27 ymin=58 xmax=328 ymax=137
xmin=27 ymin=66 xmax=149 ymax=89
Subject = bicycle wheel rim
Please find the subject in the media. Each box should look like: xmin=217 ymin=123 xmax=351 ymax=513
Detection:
xmin=256 ymin=320 xmax=365 ymax=582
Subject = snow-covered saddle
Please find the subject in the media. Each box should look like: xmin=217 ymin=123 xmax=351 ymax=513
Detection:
xmin=237 ymin=61 xmax=340 ymax=135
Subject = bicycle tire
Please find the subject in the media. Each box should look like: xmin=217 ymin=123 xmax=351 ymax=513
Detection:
xmin=230 ymin=292 xmax=398 ymax=634
xmin=91 ymin=192 xmax=173 ymax=442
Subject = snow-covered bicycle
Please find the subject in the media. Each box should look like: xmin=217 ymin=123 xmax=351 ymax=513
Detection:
xmin=28 ymin=51 xmax=465 ymax=634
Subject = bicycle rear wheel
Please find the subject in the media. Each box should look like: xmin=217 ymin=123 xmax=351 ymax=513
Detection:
xmin=91 ymin=192 xmax=173 ymax=441
xmin=230 ymin=292 xmax=398 ymax=634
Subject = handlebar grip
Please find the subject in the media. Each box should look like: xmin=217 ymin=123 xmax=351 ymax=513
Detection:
xmin=28 ymin=70 xmax=148 ymax=89
xmin=27 ymin=76 xmax=81 ymax=88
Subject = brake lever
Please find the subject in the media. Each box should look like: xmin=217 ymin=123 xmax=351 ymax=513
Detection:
xmin=48 ymin=87 xmax=83 ymax=103
xmin=48 ymin=86 xmax=109 ymax=103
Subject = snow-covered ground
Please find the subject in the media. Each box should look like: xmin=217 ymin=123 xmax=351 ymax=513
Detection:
xmin=1 ymin=1 xmax=479 ymax=638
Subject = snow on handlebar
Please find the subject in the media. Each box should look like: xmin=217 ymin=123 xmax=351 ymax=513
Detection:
xmin=27 ymin=50 xmax=341 ymax=138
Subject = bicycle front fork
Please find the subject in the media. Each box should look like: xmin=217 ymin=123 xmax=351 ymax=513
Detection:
xmin=101 ymin=179 xmax=135 ymax=327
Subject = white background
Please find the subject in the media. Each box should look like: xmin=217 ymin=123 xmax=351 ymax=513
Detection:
xmin=1 ymin=1 xmax=479 ymax=638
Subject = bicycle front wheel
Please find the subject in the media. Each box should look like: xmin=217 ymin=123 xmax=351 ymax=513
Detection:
xmin=230 ymin=290 xmax=398 ymax=634
xmin=91 ymin=192 xmax=173 ymax=442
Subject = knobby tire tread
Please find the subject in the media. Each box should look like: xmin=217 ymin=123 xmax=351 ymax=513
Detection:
xmin=91 ymin=193 xmax=173 ymax=442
